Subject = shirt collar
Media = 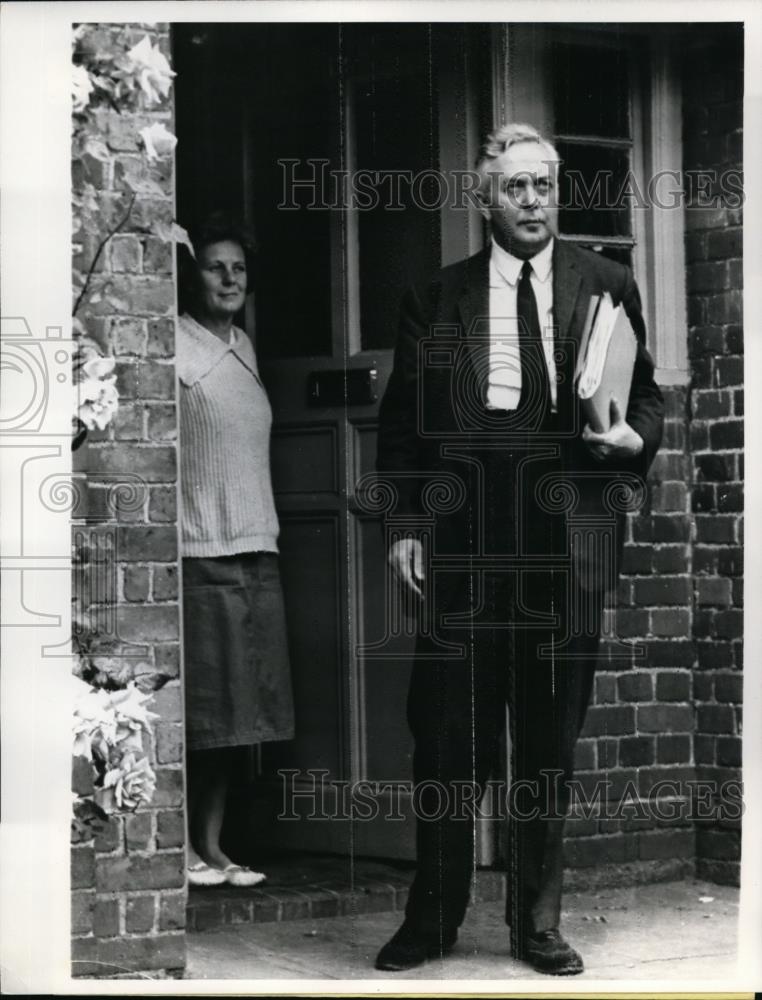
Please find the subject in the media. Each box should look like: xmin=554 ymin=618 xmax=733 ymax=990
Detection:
xmin=489 ymin=236 xmax=554 ymax=287
xmin=178 ymin=313 xmax=257 ymax=384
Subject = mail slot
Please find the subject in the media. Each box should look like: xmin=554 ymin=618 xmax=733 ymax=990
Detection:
xmin=307 ymin=367 xmax=378 ymax=407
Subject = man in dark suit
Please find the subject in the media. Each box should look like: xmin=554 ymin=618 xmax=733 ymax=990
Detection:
xmin=374 ymin=123 xmax=663 ymax=975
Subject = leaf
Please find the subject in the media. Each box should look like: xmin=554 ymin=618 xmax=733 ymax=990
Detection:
xmin=151 ymin=219 xmax=195 ymax=257
xmin=84 ymin=137 xmax=111 ymax=162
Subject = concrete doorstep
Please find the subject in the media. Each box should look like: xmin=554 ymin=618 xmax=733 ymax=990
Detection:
xmin=186 ymin=877 xmax=738 ymax=982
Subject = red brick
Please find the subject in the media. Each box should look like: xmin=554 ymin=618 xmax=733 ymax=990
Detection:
xmin=565 ymin=833 xmax=638 ymax=868
xmin=154 ymin=644 xmax=181 ymax=678
xmin=650 ymin=608 xmax=691 ymax=637
xmin=156 ymin=722 xmax=183 ymax=764
xmin=717 ymin=484 xmax=743 ymax=512
xmin=123 ymin=565 xmax=150 ymax=602
xmin=690 ymin=422 xmax=709 ymax=451
xmin=633 ymin=576 xmax=691 ymax=606
xmin=93 ymin=897 xmax=120 ymax=938
xmin=650 ymin=482 xmax=687 ymax=512
xmin=91 ymin=932 xmax=185 ymax=973
xmin=717 ymin=547 xmax=743 ymax=576
xmin=146 ymin=403 xmax=177 ymax=442
xmin=574 ymin=739 xmax=596 ymax=771
xmin=696 ymin=828 xmax=741 ymax=861
xmin=126 ymin=895 xmax=157 ymax=933
xmin=632 ymin=516 xmax=691 ymax=544
xmin=147 ymin=317 xmax=175 ymax=357
xmin=71 ymin=890 xmax=95 ymax=935
xmin=655 ymin=671 xmax=691 ymax=701
xmin=157 ymin=809 xmax=185 ymax=849
xmin=716 ymin=735 xmax=742 ymax=767
xmin=112 ymin=402 xmax=144 ymax=441
xmin=153 ymin=564 xmax=178 ymax=600
xmin=96 ymin=852 xmax=184 ymax=892
xmin=643 ymin=640 xmax=696 ymax=668
xmin=125 ymin=811 xmax=154 ymax=851
xmin=116 ymin=604 xmax=179 ymax=642
xmin=150 ymin=682 xmax=183 ymax=722
xmin=657 ymin=734 xmax=692 ymax=764
xmin=689 ymin=324 xmax=726 ymax=354
xmin=94 ymin=815 xmax=122 ymax=853
xmin=619 ymin=736 xmax=655 ymax=767
xmin=110 ymin=234 xmax=143 ymax=274
xmin=694 ymin=734 xmax=716 ymax=764
xmin=87 ymin=445 xmax=176 ymax=484
xmin=695 ymin=515 xmax=737 ymax=544
xmin=148 ymin=485 xmax=177 ymax=523
xmin=714 ymin=355 xmax=744 ymax=386
xmin=637 ymin=704 xmax=695 ymax=733
xmin=714 ymin=672 xmax=742 ymax=703
xmin=710 ymin=420 xmax=743 ymax=450
xmin=697 ymin=703 xmax=736 ymax=734
xmin=617 ymin=672 xmax=653 ymax=702
xmin=153 ymin=767 xmax=184 ymax=807
xmin=733 ymin=388 xmax=744 ymax=415
xmin=613 ymin=609 xmax=649 ymax=638
xmin=652 ymin=546 xmax=689 ymax=574
xmin=692 ymin=389 xmax=732 ymax=420
xmin=639 ymin=828 xmax=695 ymax=860
xmin=714 ymin=609 xmax=743 ymax=640
xmin=159 ymin=892 xmax=187 ymax=931
xmin=118 ymin=525 xmax=177 ymax=561
xmin=696 ymin=454 xmax=736 ymax=482
xmin=143 ymin=236 xmax=173 ymax=274
xmin=621 ymin=545 xmax=653 ymax=574
xmin=581 ymin=705 xmax=635 ymax=737
xmin=706 ymin=227 xmax=742 ymax=259
xmin=696 ymin=576 xmax=732 ymax=606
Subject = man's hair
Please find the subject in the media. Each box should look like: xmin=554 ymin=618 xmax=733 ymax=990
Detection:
xmin=475 ymin=123 xmax=561 ymax=200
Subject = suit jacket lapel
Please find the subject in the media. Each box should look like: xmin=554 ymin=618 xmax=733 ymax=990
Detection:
xmin=552 ymin=239 xmax=583 ymax=344
xmin=458 ymin=249 xmax=490 ymax=403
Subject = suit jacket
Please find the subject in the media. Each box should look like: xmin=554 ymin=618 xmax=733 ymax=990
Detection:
xmin=376 ymin=239 xmax=664 ymax=599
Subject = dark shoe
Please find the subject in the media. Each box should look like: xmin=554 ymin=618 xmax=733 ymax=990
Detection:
xmin=375 ymin=921 xmax=457 ymax=971
xmin=521 ymin=929 xmax=584 ymax=975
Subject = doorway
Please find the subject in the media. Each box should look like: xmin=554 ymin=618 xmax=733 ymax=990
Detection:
xmin=173 ymin=21 xmax=493 ymax=862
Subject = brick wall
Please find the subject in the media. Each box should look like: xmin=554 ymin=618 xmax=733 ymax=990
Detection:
xmin=71 ymin=22 xmax=186 ymax=978
xmin=563 ymin=27 xmax=744 ymax=883
xmin=683 ymin=28 xmax=743 ymax=885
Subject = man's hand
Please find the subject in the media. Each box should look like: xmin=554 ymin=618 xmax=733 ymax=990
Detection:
xmin=388 ymin=538 xmax=424 ymax=599
xmin=583 ymin=397 xmax=644 ymax=462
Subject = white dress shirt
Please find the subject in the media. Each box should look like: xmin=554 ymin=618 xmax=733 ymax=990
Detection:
xmin=486 ymin=237 xmax=557 ymax=412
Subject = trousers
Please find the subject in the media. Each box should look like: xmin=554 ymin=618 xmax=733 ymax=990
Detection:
xmin=404 ymin=436 xmax=602 ymax=955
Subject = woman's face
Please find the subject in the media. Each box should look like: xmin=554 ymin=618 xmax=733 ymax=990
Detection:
xmin=195 ymin=240 xmax=247 ymax=319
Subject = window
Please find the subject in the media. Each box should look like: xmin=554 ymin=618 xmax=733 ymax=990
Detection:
xmin=495 ymin=24 xmax=689 ymax=383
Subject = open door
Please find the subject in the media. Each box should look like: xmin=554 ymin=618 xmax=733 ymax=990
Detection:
xmin=173 ymin=21 xmax=493 ymax=860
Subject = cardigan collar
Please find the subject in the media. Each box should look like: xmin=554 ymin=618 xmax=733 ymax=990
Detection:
xmin=178 ymin=313 xmax=260 ymax=385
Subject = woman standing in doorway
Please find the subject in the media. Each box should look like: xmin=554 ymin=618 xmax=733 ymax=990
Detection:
xmin=177 ymin=214 xmax=294 ymax=887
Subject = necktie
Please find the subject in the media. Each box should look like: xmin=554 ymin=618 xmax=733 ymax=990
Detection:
xmin=517 ymin=259 xmax=551 ymax=420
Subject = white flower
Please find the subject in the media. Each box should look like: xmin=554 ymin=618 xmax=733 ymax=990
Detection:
xmin=139 ymin=122 xmax=177 ymax=161
xmin=125 ymin=35 xmax=175 ymax=106
xmin=82 ymin=355 xmax=116 ymax=380
xmin=72 ymin=64 xmax=94 ymax=113
xmin=96 ymin=753 xmax=157 ymax=812
xmin=78 ymin=375 xmax=119 ymax=430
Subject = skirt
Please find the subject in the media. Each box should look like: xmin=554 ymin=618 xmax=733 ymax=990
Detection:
xmin=182 ymin=551 xmax=295 ymax=751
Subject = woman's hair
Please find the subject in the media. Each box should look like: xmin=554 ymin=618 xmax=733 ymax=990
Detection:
xmin=178 ymin=211 xmax=258 ymax=310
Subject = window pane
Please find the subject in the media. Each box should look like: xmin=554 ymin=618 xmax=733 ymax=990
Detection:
xmin=349 ymin=25 xmax=441 ymax=352
xmin=572 ymin=242 xmax=633 ymax=270
xmin=552 ymin=42 xmax=630 ymax=138
xmin=557 ymin=142 xmax=633 ymax=239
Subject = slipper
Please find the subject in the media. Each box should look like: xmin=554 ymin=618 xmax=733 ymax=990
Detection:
xmin=223 ymin=864 xmax=267 ymax=887
xmin=187 ymin=861 xmax=227 ymax=887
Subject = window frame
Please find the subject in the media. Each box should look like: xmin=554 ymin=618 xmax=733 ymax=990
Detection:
xmin=494 ymin=23 xmax=689 ymax=385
